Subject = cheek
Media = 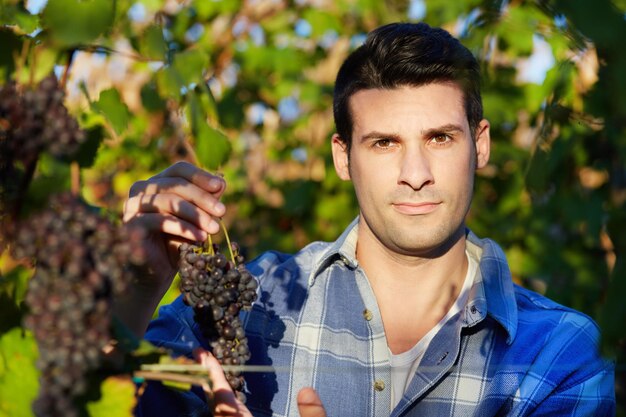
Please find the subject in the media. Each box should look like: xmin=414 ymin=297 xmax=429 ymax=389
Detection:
xmin=434 ymin=159 xmax=475 ymax=198
xmin=352 ymin=167 xmax=387 ymax=205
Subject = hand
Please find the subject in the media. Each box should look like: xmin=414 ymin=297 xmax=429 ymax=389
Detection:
xmin=296 ymin=387 xmax=327 ymax=417
xmin=114 ymin=162 xmax=226 ymax=338
xmin=198 ymin=351 xmax=327 ymax=417
xmin=123 ymin=161 xmax=226 ymax=294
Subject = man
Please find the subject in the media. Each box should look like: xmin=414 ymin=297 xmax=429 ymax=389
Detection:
xmin=120 ymin=22 xmax=615 ymax=416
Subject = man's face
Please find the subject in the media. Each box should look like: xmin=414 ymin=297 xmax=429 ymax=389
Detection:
xmin=331 ymin=83 xmax=490 ymax=257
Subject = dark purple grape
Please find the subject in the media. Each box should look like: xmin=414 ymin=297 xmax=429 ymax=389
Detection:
xmin=10 ymin=193 xmax=146 ymax=417
xmin=177 ymin=238 xmax=258 ymax=399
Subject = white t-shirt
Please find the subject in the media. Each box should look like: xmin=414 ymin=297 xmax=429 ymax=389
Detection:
xmin=389 ymin=250 xmax=479 ymax=409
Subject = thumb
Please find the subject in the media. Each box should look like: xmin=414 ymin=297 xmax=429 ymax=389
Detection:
xmin=297 ymin=387 xmax=327 ymax=417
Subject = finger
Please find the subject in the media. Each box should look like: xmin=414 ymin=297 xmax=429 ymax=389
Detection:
xmin=297 ymin=388 xmax=327 ymax=417
xmin=128 ymin=177 xmax=226 ymax=220
xmin=126 ymin=213 xmax=207 ymax=242
xmin=151 ymin=161 xmax=226 ymax=196
xmin=198 ymin=351 xmax=248 ymax=416
xmin=123 ymin=194 xmax=221 ymax=234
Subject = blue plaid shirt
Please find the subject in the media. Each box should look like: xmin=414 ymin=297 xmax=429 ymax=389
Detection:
xmin=138 ymin=218 xmax=615 ymax=417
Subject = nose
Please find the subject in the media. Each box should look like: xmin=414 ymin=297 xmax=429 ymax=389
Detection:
xmin=397 ymin=147 xmax=434 ymax=190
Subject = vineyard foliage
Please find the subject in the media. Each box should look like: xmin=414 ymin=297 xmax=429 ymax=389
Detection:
xmin=1 ymin=0 xmax=625 ymax=414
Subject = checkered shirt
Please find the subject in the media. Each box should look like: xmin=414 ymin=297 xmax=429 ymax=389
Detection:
xmin=139 ymin=218 xmax=615 ymax=417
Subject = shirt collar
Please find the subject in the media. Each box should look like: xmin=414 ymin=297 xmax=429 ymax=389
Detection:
xmin=308 ymin=220 xmax=519 ymax=344
xmin=308 ymin=217 xmax=359 ymax=286
xmin=466 ymin=230 xmax=518 ymax=345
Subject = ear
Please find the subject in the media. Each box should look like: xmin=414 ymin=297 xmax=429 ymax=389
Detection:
xmin=474 ymin=119 xmax=491 ymax=170
xmin=331 ymin=133 xmax=351 ymax=180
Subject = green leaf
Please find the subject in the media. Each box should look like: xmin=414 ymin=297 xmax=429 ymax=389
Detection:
xmin=156 ymin=50 xmax=209 ymax=99
xmin=73 ymin=126 xmax=104 ymax=168
xmin=301 ymin=9 xmax=342 ymax=38
xmin=195 ymin=125 xmax=231 ymax=170
xmin=23 ymin=154 xmax=71 ymax=215
xmin=0 ymin=266 xmax=30 ymax=334
xmin=186 ymin=90 xmax=205 ymax=136
xmin=0 ymin=28 xmax=23 ymax=80
xmin=192 ymin=0 xmax=241 ymax=19
xmin=42 ymin=0 xmax=116 ymax=47
xmin=216 ymin=88 xmax=245 ymax=129
xmin=0 ymin=328 xmax=39 ymax=417
xmin=139 ymin=25 xmax=167 ymax=61
xmin=498 ymin=7 xmax=534 ymax=56
xmin=140 ymin=81 xmax=166 ymax=112
xmin=85 ymin=376 xmax=136 ymax=417
xmin=156 ymin=66 xmax=181 ymax=99
xmin=0 ymin=4 xmax=40 ymax=34
xmin=283 ymin=180 xmax=316 ymax=216
xmin=30 ymin=48 xmax=57 ymax=84
xmin=196 ymin=83 xmax=219 ymax=124
xmin=153 ymin=274 xmax=180 ymax=320
xmin=93 ymin=88 xmax=130 ymax=135
xmin=171 ymin=49 xmax=209 ymax=88
xmin=185 ymin=87 xmax=220 ymax=135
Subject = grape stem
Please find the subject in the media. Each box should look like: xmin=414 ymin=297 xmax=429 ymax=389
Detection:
xmin=206 ymin=233 xmax=214 ymax=255
xmin=220 ymin=219 xmax=236 ymax=266
xmin=60 ymin=49 xmax=76 ymax=90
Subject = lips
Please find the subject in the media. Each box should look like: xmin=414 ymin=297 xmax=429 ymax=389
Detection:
xmin=392 ymin=201 xmax=441 ymax=215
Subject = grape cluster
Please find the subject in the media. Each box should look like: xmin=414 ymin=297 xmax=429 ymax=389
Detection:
xmin=0 ymin=75 xmax=85 ymax=161
xmin=178 ymin=241 xmax=258 ymax=401
xmin=1 ymin=75 xmax=86 ymax=248
xmin=12 ymin=193 xmax=145 ymax=417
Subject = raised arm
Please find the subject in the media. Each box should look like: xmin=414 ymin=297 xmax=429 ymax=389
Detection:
xmin=114 ymin=161 xmax=226 ymax=339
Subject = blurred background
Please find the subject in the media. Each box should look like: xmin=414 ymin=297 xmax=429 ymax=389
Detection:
xmin=1 ymin=0 xmax=625 ymax=414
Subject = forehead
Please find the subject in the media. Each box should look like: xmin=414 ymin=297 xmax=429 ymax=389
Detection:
xmin=349 ymin=83 xmax=468 ymax=133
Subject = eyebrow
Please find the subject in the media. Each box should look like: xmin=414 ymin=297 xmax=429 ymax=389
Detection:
xmin=359 ymin=123 xmax=466 ymax=142
xmin=359 ymin=131 xmax=401 ymax=142
xmin=421 ymin=123 xmax=465 ymax=137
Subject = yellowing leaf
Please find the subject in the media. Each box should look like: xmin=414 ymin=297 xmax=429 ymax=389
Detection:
xmin=86 ymin=376 xmax=136 ymax=417
xmin=0 ymin=329 xmax=39 ymax=417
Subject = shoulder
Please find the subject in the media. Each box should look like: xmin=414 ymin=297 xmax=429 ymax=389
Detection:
xmin=509 ymin=285 xmax=615 ymax=412
xmin=510 ymin=284 xmax=613 ymax=387
xmin=246 ymin=240 xmax=334 ymax=289
xmin=468 ymin=231 xmax=603 ymax=350
xmin=513 ymin=283 xmax=600 ymax=339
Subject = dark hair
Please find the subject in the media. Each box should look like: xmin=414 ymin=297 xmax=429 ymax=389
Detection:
xmin=333 ymin=22 xmax=483 ymax=151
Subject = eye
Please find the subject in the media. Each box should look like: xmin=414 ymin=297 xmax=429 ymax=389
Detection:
xmin=429 ymin=134 xmax=452 ymax=146
xmin=373 ymin=138 xmax=394 ymax=149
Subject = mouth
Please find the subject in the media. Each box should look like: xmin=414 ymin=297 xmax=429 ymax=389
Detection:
xmin=392 ymin=201 xmax=441 ymax=215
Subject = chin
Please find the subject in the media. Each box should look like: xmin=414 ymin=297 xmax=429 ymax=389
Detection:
xmin=390 ymin=227 xmax=465 ymax=258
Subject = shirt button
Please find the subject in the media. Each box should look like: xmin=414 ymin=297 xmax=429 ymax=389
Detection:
xmin=363 ymin=309 xmax=373 ymax=321
xmin=374 ymin=380 xmax=385 ymax=391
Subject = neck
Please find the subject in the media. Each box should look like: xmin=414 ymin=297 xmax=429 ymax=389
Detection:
xmin=355 ymin=221 xmax=469 ymax=353
xmin=356 ymin=221 xmax=468 ymax=293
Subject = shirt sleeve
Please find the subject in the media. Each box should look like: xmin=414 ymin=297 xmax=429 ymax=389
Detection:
xmin=517 ymin=307 xmax=616 ymax=416
xmin=528 ymin=362 xmax=615 ymax=416
xmin=135 ymin=296 xmax=210 ymax=417
xmin=144 ymin=295 xmax=207 ymax=356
